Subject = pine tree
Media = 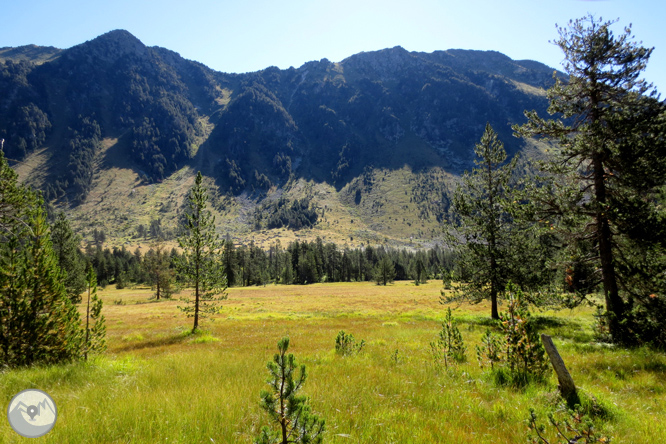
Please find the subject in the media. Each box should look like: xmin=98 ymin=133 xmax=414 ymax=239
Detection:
xmin=223 ymin=233 xmax=237 ymax=287
xmin=51 ymin=211 xmax=87 ymax=303
xmin=411 ymin=254 xmax=427 ymax=286
xmin=373 ymin=255 xmax=395 ymax=286
xmin=83 ymin=266 xmax=106 ymax=360
xmin=430 ymin=308 xmax=467 ymax=369
xmin=0 ymin=150 xmax=83 ymax=367
xmin=514 ymin=15 xmax=666 ymax=345
xmin=255 ymin=337 xmax=325 ymax=444
xmin=498 ymin=284 xmax=549 ymax=386
xmin=143 ymin=244 xmax=174 ymax=300
xmin=176 ymin=172 xmax=227 ymax=333
xmin=446 ymin=123 xmax=519 ymax=319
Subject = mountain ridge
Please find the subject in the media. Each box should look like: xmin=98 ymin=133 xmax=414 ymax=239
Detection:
xmin=1 ymin=30 xmax=560 ymax=248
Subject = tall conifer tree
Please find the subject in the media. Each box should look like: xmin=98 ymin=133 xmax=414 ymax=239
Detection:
xmin=51 ymin=211 xmax=87 ymax=303
xmin=176 ymin=172 xmax=227 ymax=333
xmin=515 ymin=15 xmax=666 ymax=345
xmin=446 ymin=124 xmax=519 ymax=319
xmin=0 ymin=150 xmax=83 ymax=367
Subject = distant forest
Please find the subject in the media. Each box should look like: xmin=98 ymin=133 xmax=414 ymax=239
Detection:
xmin=85 ymin=236 xmax=454 ymax=289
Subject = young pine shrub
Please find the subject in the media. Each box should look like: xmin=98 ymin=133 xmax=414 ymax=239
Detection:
xmin=592 ymin=304 xmax=612 ymax=343
xmin=256 ymin=337 xmax=325 ymax=444
xmin=430 ymin=308 xmax=467 ymax=369
xmin=497 ymin=283 xmax=550 ymax=386
xmin=527 ymin=405 xmax=612 ymax=444
xmin=335 ymin=331 xmax=365 ymax=356
xmin=83 ymin=266 xmax=106 ymax=361
xmin=475 ymin=330 xmax=503 ymax=370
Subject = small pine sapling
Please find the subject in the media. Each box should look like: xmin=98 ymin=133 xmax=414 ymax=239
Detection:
xmin=527 ymin=406 xmax=611 ymax=444
xmin=430 ymin=307 xmax=466 ymax=369
xmin=83 ymin=266 xmax=106 ymax=360
xmin=256 ymin=337 xmax=325 ymax=444
xmin=475 ymin=330 xmax=502 ymax=370
xmin=498 ymin=283 xmax=549 ymax=385
xmin=335 ymin=331 xmax=365 ymax=356
xmin=390 ymin=348 xmax=400 ymax=366
xmin=592 ymin=305 xmax=612 ymax=343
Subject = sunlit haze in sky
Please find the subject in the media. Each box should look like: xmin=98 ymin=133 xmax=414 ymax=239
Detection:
xmin=2 ymin=0 xmax=665 ymax=91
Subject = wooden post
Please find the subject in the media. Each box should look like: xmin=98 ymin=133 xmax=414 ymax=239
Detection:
xmin=541 ymin=334 xmax=578 ymax=404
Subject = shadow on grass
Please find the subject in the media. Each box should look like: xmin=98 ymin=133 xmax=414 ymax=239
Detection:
xmin=460 ymin=314 xmax=595 ymax=344
xmin=530 ymin=316 xmax=568 ymax=329
xmin=133 ymin=297 xmax=176 ymax=305
xmin=460 ymin=315 xmax=574 ymax=328
xmin=460 ymin=316 xmax=500 ymax=328
xmin=115 ymin=330 xmax=200 ymax=352
xmin=590 ymin=354 xmax=666 ymax=375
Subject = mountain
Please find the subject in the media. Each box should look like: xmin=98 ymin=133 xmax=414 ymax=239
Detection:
xmin=1 ymin=30 xmax=561 ymax=248
xmin=0 ymin=45 xmax=62 ymax=65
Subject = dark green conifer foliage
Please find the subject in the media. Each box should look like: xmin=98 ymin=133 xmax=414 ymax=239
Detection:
xmin=143 ymin=244 xmax=174 ymax=300
xmin=0 ymin=150 xmax=82 ymax=367
xmin=445 ymin=123 xmax=519 ymax=319
xmin=223 ymin=234 xmax=237 ymax=287
xmin=498 ymin=284 xmax=549 ymax=386
xmin=256 ymin=337 xmax=325 ymax=444
xmin=335 ymin=331 xmax=365 ymax=356
xmin=411 ymin=255 xmax=428 ymax=286
xmin=176 ymin=172 xmax=227 ymax=333
xmin=514 ymin=15 xmax=666 ymax=346
xmin=373 ymin=255 xmax=395 ymax=286
xmin=51 ymin=211 xmax=87 ymax=303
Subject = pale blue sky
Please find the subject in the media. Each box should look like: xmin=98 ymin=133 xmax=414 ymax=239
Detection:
xmin=2 ymin=0 xmax=664 ymax=91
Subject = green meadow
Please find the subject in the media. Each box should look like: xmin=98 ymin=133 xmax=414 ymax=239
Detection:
xmin=2 ymin=281 xmax=665 ymax=443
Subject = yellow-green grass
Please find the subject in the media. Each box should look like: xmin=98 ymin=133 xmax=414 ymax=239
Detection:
xmin=1 ymin=281 xmax=665 ymax=443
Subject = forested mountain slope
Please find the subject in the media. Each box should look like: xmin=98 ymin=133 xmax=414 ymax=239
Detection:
xmin=0 ymin=30 xmax=560 ymax=247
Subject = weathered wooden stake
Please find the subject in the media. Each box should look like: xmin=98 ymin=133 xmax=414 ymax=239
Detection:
xmin=541 ymin=334 xmax=578 ymax=404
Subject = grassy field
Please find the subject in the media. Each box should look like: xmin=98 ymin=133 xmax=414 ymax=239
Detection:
xmin=2 ymin=281 xmax=665 ymax=443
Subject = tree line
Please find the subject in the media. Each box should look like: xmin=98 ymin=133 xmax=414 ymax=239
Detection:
xmin=64 ymin=232 xmax=455 ymax=294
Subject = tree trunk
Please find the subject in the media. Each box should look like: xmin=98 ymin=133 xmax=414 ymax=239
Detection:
xmin=193 ymin=261 xmax=200 ymax=333
xmin=490 ymin=285 xmax=499 ymax=320
xmin=490 ymin=246 xmax=499 ymax=320
xmin=84 ymin=281 xmax=91 ymax=360
xmin=488 ymin=153 xmax=500 ymax=320
xmin=592 ymin=154 xmax=624 ymax=340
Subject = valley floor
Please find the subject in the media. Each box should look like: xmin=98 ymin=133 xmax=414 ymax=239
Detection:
xmin=1 ymin=281 xmax=664 ymax=443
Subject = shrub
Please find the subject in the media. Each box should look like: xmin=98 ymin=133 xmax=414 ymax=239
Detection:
xmin=527 ymin=404 xmax=612 ymax=443
xmin=474 ymin=283 xmax=550 ymax=387
xmin=335 ymin=331 xmax=365 ymax=356
xmin=430 ymin=308 xmax=467 ymax=368
xmin=496 ymin=283 xmax=550 ymax=386
xmin=476 ymin=330 xmax=503 ymax=370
